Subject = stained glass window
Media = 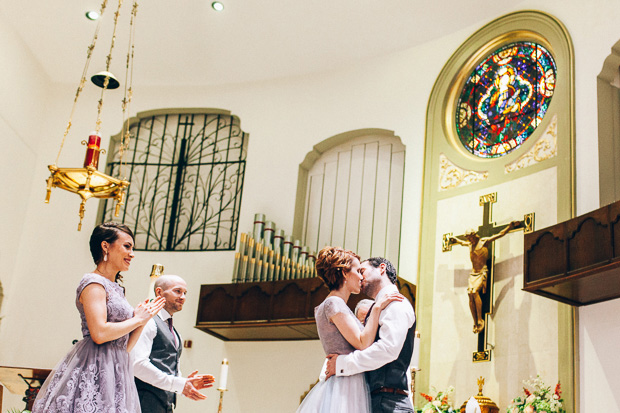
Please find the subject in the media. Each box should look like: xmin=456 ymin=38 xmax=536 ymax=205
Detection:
xmin=455 ymin=42 xmax=556 ymax=158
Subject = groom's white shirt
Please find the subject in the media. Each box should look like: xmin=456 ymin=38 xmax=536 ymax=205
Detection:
xmin=335 ymin=284 xmax=416 ymax=377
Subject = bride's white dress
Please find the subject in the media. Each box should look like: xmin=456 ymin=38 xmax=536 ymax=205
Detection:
xmin=296 ymin=296 xmax=371 ymax=413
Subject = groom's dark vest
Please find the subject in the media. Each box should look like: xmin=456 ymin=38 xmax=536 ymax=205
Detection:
xmin=135 ymin=315 xmax=182 ymax=410
xmin=365 ymin=301 xmax=416 ymax=394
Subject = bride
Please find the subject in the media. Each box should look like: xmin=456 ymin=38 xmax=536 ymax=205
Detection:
xmin=297 ymin=246 xmax=403 ymax=413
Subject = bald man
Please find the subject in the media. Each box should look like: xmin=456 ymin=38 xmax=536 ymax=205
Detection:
xmin=133 ymin=275 xmax=214 ymax=413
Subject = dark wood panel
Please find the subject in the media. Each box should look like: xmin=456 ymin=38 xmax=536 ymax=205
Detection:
xmin=566 ymin=211 xmax=611 ymax=271
xmin=525 ymin=230 xmax=566 ymax=283
xmin=523 ymin=200 xmax=620 ymax=306
xmin=195 ymin=277 xmax=416 ymax=341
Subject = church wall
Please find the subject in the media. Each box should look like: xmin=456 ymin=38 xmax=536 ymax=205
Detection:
xmin=0 ymin=9 xmax=54 ymax=409
xmin=432 ymin=169 xmax=560 ymax=407
xmin=530 ymin=1 xmax=620 ymax=411
xmin=0 ymin=1 xmax=619 ymax=412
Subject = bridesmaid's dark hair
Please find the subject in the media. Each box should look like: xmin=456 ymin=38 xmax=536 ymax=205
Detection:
xmin=89 ymin=222 xmax=134 ymax=284
xmin=315 ymin=246 xmax=360 ymax=291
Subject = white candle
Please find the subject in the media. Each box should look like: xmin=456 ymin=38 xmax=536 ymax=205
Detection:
xmin=219 ymin=359 xmax=229 ymax=390
xmin=411 ymin=331 xmax=420 ymax=370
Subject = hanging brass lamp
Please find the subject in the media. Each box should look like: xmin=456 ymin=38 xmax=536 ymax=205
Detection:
xmin=45 ymin=0 xmax=138 ymax=230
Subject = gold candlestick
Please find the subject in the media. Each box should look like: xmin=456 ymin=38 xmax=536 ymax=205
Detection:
xmin=217 ymin=388 xmax=227 ymax=413
xmin=411 ymin=367 xmax=420 ymax=404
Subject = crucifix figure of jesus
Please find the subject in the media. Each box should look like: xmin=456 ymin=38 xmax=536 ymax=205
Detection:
xmin=449 ymin=220 xmax=520 ymax=333
xmin=443 ymin=192 xmax=534 ymax=362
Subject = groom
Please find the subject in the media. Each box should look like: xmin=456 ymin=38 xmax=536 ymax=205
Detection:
xmin=326 ymin=257 xmax=416 ymax=412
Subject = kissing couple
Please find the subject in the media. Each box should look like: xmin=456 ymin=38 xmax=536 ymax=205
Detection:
xmin=297 ymin=246 xmax=416 ymax=413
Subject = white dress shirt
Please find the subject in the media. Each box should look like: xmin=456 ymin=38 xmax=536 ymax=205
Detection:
xmin=335 ymin=284 xmax=416 ymax=377
xmin=132 ymin=309 xmax=186 ymax=393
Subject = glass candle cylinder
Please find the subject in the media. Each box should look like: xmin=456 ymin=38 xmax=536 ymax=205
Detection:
xmin=83 ymin=132 xmax=102 ymax=168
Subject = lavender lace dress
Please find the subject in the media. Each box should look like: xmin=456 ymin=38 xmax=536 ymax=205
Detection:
xmin=32 ymin=273 xmax=140 ymax=413
xmin=296 ymin=296 xmax=371 ymax=413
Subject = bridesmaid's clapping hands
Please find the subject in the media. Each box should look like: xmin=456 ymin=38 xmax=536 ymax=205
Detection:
xmin=135 ymin=296 xmax=166 ymax=324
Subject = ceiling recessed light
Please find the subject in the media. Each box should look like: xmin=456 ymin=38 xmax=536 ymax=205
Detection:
xmin=85 ymin=10 xmax=100 ymax=20
xmin=211 ymin=2 xmax=224 ymax=11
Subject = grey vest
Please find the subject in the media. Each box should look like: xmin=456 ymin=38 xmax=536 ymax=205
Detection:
xmin=135 ymin=315 xmax=182 ymax=409
xmin=365 ymin=300 xmax=416 ymax=394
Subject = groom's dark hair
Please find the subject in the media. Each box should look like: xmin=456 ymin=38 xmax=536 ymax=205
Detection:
xmin=364 ymin=257 xmax=397 ymax=284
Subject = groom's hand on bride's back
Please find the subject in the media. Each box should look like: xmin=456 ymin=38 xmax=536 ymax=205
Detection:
xmin=325 ymin=354 xmax=338 ymax=379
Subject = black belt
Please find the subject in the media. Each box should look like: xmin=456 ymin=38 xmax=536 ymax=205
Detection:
xmin=371 ymin=387 xmax=409 ymax=396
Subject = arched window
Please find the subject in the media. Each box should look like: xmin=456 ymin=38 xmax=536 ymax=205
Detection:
xmin=456 ymin=42 xmax=557 ymax=158
xmin=293 ymin=129 xmax=405 ymax=264
xmin=100 ymin=108 xmax=248 ymax=251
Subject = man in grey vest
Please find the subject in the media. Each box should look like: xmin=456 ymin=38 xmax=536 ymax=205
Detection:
xmin=133 ymin=275 xmax=214 ymax=413
xmin=326 ymin=257 xmax=416 ymax=412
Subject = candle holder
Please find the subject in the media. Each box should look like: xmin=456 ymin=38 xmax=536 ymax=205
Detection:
xmin=410 ymin=367 xmax=420 ymax=401
xmin=147 ymin=264 xmax=164 ymax=300
xmin=217 ymin=387 xmax=227 ymax=413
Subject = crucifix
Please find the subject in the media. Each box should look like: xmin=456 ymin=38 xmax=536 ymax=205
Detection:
xmin=442 ymin=192 xmax=534 ymax=362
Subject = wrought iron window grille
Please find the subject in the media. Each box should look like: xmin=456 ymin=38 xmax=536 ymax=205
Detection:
xmin=100 ymin=109 xmax=248 ymax=251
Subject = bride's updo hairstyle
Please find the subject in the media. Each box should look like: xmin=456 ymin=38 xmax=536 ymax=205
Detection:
xmin=315 ymin=246 xmax=360 ymax=291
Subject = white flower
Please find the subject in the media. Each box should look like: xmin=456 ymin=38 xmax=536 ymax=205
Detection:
xmin=432 ymin=400 xmax=441 ymax=407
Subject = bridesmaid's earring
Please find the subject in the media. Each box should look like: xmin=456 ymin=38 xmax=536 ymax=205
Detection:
xmin=103 ymin=252 xmax=108 ymax=262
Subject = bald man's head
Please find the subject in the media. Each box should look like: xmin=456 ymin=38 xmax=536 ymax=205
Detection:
xmin=155 ymin=275 xmax=187 ymax=315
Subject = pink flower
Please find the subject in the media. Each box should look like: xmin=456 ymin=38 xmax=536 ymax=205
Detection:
xmin=524 ymin=406 xmax=535 ymax=413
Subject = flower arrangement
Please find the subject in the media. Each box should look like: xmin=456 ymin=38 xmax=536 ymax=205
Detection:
xmin=420 ymin=386 xmax=456 ymax=413
xmin=507 ymin=376 xmax=565 ymax=413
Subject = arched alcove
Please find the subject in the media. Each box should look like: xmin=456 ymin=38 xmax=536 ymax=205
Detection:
xmin=417 ymin=10 xmax=575 ymax=410
xmin=292 ymin=128 xmax=405 ymax=265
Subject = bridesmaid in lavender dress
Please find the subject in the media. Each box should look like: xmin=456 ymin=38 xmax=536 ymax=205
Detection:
xmin=33 ymin=222 xmax=166 ymax=413
xmin=297 ymin=246 xmax=403 ymax=413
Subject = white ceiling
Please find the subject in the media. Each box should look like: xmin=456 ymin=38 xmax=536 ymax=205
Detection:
xmin=1 ymin=0 xmax=521 ymax=87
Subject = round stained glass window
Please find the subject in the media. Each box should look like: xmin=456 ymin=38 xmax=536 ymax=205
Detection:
xmin=455 ymin=42 xmax=556 ymax=158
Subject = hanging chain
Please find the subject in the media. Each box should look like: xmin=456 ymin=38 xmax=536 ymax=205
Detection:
xmin=94 ymin=0 xmax=124 ymax=136
xmin=119 ymin=1 xmax=138 ymax=180
xmin=53 ymin=0 xmax=109 ymax=166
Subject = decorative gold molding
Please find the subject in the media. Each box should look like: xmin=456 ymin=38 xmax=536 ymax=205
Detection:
xmin=439 ymin=153 xmax=488 ymax=191
xmin=505 ymin=114 xmax=558 ymax=173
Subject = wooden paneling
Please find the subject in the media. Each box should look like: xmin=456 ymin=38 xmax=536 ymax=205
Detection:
xmin=195 ymin=277 xmax=416 ymax=341
xmin=524 ymin=200 xmax=620 ymax=306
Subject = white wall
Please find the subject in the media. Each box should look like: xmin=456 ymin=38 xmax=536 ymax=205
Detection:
xmin=1 ymin=0 xmax=619 ymax=412
xmin=0 ymin=6 xmax=53 ymax=409
xmin=579 ymin=300 xmax=620 ymax=411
